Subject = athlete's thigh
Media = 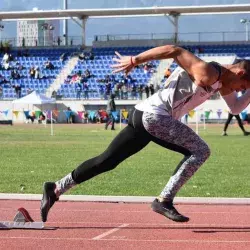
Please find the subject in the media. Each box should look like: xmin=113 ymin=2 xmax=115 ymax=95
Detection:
xmin=142 ymin=112 xmax=208 ymax=154
xmin=103 ymin=124 xmax=151 ymax=161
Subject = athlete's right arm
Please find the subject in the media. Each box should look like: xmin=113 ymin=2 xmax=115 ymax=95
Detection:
xmin=221 ymin=90 xmax=250 ymax=115
xmin=111 ymin=45 xmax=219 ymax=87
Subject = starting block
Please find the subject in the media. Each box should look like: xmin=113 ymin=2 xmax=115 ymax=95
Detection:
xmin=0 ymin=221 xmax=44 ymax=229
xmin=0 ymin=207 xmax=44 ymax=229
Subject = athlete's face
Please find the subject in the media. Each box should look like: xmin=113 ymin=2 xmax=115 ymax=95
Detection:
xmin=229 ymin=69 xmax=250 ymax=92
xmin=231 ymin=80 xmax=249 ymax=92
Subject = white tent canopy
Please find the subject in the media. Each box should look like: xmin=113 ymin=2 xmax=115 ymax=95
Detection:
xmin=12 ymin=91 xmax=55 ymax=104
xmin=12 ymin=91 xmax=56 ymax=136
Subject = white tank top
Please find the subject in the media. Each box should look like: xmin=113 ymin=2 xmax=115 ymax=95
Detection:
xmin=135 ymin=66 xmax=222 ymax=119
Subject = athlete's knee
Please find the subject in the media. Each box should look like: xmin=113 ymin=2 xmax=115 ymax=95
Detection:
xmin=197 ymin=143 xmax=211 ymax=162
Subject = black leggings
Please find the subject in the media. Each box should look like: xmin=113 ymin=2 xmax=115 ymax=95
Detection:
xmin=223 ymin=113 xmax=245 ymax=132
xmin=72 ymin=109 xmax=191 ymax=183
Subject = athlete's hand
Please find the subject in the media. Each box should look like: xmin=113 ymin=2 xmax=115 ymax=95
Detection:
xmin=111 ymin=51 xmax=135 ymax=75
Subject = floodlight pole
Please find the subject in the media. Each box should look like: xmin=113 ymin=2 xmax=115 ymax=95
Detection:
xmin=71 ymin=16 xmax=87 ymax=47
xmin=246 ymin=21 xmax=249 ymax=41
xmin=166 ymin=12 xmax=180 ymax=44
xmin=0 ymin=22 xmax=4 ymax=42
xmin=240 ymin=18 xmax=250 ymax=42
xmin=63 ymin=0 xmax=68 ymax=45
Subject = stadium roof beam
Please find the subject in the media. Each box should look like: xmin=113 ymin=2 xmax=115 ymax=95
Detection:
xmin=1 ymin=4 xmax=250 ymax=20
xmin=1 ymin=4 xmax=250 ymax=46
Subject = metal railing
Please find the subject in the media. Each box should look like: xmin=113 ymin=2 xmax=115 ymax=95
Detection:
xmin=0 ymin=36 xmax=84 ymax=48
xmin=95 ymin=31 xmax=250 ymax=43
xmin=0 ymin=30 xmax=249 ymax=48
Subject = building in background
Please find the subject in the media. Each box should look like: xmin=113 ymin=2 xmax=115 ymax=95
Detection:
xmin=17 ymin=20 xmax=60 ymax=47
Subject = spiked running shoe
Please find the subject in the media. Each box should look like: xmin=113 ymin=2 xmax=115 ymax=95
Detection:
xmin=151 ymin=198 xmax=189 ymax=223
xmin=40 ymin=182 xmax=58 ymax=222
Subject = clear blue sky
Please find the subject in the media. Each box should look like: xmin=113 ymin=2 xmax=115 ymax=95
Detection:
xmin=0 ymin=0 xmax=250 ymax=45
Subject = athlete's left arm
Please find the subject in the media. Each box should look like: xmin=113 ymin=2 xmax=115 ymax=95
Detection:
xmin=221 ymin=90 xmax=250 ymax=115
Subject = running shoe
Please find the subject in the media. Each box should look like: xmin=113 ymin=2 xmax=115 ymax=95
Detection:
xmin=40 ymin=182 xmax=58 ymax=222
xmin=151 ymin=198 xmax=189 ymax=223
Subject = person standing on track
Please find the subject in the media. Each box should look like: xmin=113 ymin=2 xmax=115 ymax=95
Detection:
xmin=222 ymin=112 xmax=250 ymax=136
xmin=41 ymin=44 xmax=250 ymax=223
xmin=222 ymin=91 xmax=250 ymax=136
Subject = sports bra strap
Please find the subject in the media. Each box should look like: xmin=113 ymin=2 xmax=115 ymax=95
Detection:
xmin=208 ymin=61 xmax=222 ymax=82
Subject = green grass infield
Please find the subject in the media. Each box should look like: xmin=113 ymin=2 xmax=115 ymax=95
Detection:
xmin=0 ymin=123 xmax=249 ymax=198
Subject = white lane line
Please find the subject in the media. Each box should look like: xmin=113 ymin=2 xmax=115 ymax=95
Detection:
xmin=0 ymin=236 xmax=250 ymax=244
xmin=0 ymin=208 xmax=249 ymax=214
xmin=92 ymin=223 xmax=129 ymax=240
xmin=46 ymin=222 xmax=250 ymax=228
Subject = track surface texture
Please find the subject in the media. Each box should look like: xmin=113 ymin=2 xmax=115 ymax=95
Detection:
xmin=0 ymin=200 xmax=249 ymax=250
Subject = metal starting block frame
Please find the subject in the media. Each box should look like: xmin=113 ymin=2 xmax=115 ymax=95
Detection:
xmin=0 ymin=207 xmax=44 ymax=229
xmin=0 ymin=221 xmax=44 ymax=229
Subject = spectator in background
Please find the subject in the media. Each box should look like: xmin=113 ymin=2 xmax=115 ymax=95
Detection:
xmin=78 ymin=52 xmax=86 ymax=61
xmin=138 ymin=84 xmax=144 ymax=100
xmin=2 ymin=61 xmax=10 ymax=70
xmin=15 ymin=62 xmax=24 ymax=71
xmin=121 ymin=84 xmax=128 ymax=100
xmin=99 ymin=84 xmax=105 ymax=100
xmin=29 ymin=67 xmax=35 ymax=78
xmin=76 ymin=83 xmax=82 ymax=100
xmin=83 ymin=111 xmax=89 ymax=124
xmin=11 ymin=70 xmax=20 ymax=80
xmin=35 ymin=67 xmax=41 ymax=79
xmin=149 ymin=84 xmax=155 ymax=96
xmin=51 ymin=89 xmax=57 ymax=99
xmin=222 ymin=112 xmax=250 ymax=136
xmin=164 ymin=68 xmax=172 ymax=79
xmin=12 ymin=84 xmax=22 ymax=99
xmin=57 ymin=37 xmax=62 ymax=46
xmin=222 ymin=91 xmax=250 ymax=136
xmin=131 ymin=83 xmax=137 ymax=100
xmin=8 ymin=54 xmax=14 ymax=62
xmin=66 ymin=107 xmax=75 ymax=124
xmin=144 ymin=85 xmax=150 ymax=98
xmin=2 ymin=53 xmax=9 ymax=64
xmin=38 ymin=112 xmax=46 ymax=124
xmin=26 ymin=111 xmax=36 ymax=124
xmin=45 ymin=61 xmax=54 ymax=70
xmin=89 ymin=52 xmax=95 ymax=60
xmin=0 ymin=74 xmax=9 ymax=85
xmin=83 ymin=82 xmax=89 ymax=100
xmin=113 ymin=84 xmax=119 ymax=99
xmin=105 ymin=94 xmax=116 ymax=130
xmin=85 ymin=69 xmax=91 ymax=78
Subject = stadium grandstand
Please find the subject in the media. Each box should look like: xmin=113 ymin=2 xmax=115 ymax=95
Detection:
xmin=1 ymin=2 xmax=250 ymax=124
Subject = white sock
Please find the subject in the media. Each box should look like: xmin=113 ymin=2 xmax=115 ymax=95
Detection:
xmin=55 ymin=173 xmax=77 ymax=197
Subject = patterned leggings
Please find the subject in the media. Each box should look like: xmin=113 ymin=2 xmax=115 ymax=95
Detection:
xmin=72 ymin=109 xmax=210 ymax=201
xmin=142 ymin=112 xmax=210 ymax=200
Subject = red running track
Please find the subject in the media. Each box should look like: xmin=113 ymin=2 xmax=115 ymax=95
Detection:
xmin=0 ymin=200 xmax=250 ymax=250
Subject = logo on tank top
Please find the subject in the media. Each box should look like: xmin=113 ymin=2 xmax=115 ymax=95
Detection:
xmin=179 ymin=88 xmax=190 ymax=94
xmin=199 ymin=86 xmax=215 ymax=98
